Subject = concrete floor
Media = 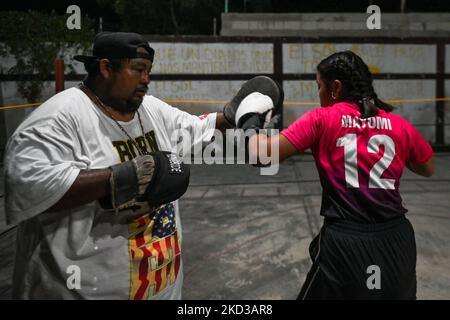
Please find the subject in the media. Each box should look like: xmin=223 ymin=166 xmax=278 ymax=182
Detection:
xmin=180 ymin=153 xmax=450 ymax=300
xmin=1 ymin=153 xmax=450 ymax=299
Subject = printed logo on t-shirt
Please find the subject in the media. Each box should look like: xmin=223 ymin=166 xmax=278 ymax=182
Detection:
xmin=128 ymin=203 xmax=181 ymax=299
xmin=110 ymin=130 xmax=179 ymax=299
xmin=112 ymin=130 xmax=159 ymax=162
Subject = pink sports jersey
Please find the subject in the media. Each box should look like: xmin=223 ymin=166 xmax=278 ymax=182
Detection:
xmin=281 ymin=101 xmax=433 ymax=223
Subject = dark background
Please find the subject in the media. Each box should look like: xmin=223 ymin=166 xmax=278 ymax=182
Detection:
xmin=1 ymin=0 xmax=449 ymax=35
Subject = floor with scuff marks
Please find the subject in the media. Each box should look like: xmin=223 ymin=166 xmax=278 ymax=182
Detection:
xmin=1 ymin=154 xmax=450 ymax=299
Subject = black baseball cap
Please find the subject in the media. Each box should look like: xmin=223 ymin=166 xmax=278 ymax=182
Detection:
xmin=74 ymin=32 xmax=155 ymax=63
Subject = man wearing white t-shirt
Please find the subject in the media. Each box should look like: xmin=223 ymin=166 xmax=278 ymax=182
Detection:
xmin=3 ymin=32 xmax=282 ymax=299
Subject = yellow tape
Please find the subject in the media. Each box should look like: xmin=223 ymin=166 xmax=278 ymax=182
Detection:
xmin=164 ymin=99 xmax=228 ymax=104
xmin=1 ymin=97 xmax=450 ymax=110
xmin=0 ymin=102 xmax=42 ymax=110
xmin=386 ymin=97 xmax=450 ymax=103
xmin=285 ymin=97 xmax=450 ymax=106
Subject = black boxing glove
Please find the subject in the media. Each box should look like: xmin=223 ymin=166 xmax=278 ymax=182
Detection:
xmin=223 ymin=75 xmax=283 ymax=128
xmin=101 ymin=151 xmax=190 ymax=212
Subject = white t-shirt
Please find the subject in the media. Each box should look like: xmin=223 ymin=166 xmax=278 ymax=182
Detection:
xmin=4 ymin=87 xmax=217 ymax=299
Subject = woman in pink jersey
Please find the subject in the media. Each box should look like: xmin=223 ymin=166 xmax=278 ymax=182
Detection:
xmin=248 ymin=51 xmax=434 ymax=299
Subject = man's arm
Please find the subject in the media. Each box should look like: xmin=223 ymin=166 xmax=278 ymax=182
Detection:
xmin=48 ymin=152 xmax=190 ymax=213
xmin=215 ymin=112 xmax=234 ymax=132
xmin=48 ymin=169 xmax=111 ymax=211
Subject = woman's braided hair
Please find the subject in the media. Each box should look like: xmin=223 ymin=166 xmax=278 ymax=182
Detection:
xmin=317 ymin=50 xmax=394 ymax=118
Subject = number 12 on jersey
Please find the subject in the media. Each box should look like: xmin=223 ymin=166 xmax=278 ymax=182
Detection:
xmin=336 ymin=134 xmax=396 ymax=190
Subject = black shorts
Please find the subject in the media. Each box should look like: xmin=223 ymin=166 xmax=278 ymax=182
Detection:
xmin=298 ymin=216 xmax=417 ymax=300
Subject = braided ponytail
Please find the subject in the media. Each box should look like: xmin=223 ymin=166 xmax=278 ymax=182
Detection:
xmin=317 ymin=50 xmax=394 ymax=119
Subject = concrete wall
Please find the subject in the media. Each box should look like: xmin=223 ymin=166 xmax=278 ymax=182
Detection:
xmin=221 ymin=13 xmax=450 ymax=37
xmin=0 ymin=39 xmax=447 ymax=150
xmin=445 ymin=80 xmax=450 ymax=145
xmin=283 ymin=79 xmax=436 ymax=142
xmin=282 ymin=42 xmax=439 ymax=142
xmin=284 ymin=43 xmax=436 ymax=73
xmin=152 ymin=43 xmax=273 ymax=74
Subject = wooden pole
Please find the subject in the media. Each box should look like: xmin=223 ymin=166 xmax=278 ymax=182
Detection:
xmin=54 ymin=59 xmax=65 ymax=94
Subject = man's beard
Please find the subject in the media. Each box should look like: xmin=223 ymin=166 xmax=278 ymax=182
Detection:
xmin=109 ymin=96 xmax=142 ymax=113
xmin=125 ymin=97 xmax=143 ymax=112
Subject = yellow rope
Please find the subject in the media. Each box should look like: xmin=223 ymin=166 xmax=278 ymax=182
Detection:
xmin=385 ymin=97 xmax=450 ymax=103
xmin=1 ymin=97 xmax=450 ymax=110
xmin=0 ymin=102 xmax=42 ymax=110
xmin=164 ymin=99 xmax=227 ymax=104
